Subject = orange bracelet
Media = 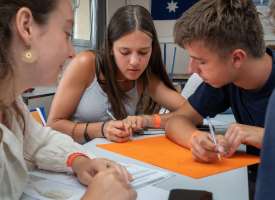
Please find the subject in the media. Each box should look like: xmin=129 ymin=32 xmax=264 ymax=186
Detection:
xmin=152 ymin=114 xmax=161 ymax=128
xmin=66 ymin=152 xmax=88 ymax=168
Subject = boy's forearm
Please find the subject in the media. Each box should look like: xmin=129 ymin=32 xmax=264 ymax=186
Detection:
xmin=165 ymin=115 xmax=199 ymax=149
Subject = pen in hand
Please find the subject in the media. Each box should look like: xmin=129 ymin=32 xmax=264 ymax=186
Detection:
xmin=106 ymin=109 xmax=132 ymax=137
xmin=106 ymin=109 xmax=116 ymax=120
xmin=206 ymin=116 xmax=222 ymax=160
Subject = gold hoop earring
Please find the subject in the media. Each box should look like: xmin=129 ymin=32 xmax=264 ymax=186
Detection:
xmin=21 ymin=49 xmax=37 ymax=63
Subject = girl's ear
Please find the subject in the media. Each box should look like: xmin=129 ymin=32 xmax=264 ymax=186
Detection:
xmin=15 ymin=7 xmax=35 ymax=46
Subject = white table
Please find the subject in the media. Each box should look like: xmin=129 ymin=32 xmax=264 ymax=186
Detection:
xmin=84 ymin=136 xmax=249 ymax=200
xmin=22 ymin=135 xmax=249 ymax=200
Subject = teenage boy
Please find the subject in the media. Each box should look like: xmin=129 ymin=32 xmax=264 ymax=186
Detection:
xmin=166 ymin=0 xmax=275 ymax=199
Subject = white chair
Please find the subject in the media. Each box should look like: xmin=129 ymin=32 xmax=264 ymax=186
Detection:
xmin=159 ymin=73 xmax=203 ymax=114
xmin=181 ymin=73 xmax=203 ymax=98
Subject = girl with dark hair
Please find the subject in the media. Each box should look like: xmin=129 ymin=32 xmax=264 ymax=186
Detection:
xmin=48 ymin=5 xmax=185 ymax=143
xmin=0 ymin=0 xmax=135 ymax=199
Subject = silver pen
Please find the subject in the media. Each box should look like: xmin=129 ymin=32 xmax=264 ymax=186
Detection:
xmin=106 ymin=109 xmax=116 ymax=120
xmin=206 ymin=116 xmax=221 ymax=160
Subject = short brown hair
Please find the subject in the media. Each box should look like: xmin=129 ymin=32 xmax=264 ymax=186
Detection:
xmin=174 ymin=0 xmax=265 ymax=58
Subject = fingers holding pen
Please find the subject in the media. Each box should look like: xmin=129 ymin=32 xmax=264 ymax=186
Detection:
xmin=123 ymin=116 xmax=145 ymax=132
xmin=103 ymin=120 xmax=131 ymax=142
xmin=215 ymin=135 xmax=230 ymax=155
xmin=122 ymin=120 xmax=133 ymax=137
xmin=105 ymin=110 xmax=135 ymax=138
xmin=190 ymin=131 xmax=221 ymax=162
xmin=106 ymin=110 xmax=146 ymax=135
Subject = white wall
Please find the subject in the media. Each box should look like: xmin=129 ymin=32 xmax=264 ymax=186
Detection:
xmin=258 ymin=5 xmax=275 ymax=45
xmin=106 ymin=0 xmax=127 ymax=24
xmin=74 ymin=0 xmax=91 ymax=40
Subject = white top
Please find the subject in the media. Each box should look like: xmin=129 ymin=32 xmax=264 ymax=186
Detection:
xmin=72 ymin=76 xmax=139 ymax=122
xmin=0 ymin=97 xmax=92 ymax=200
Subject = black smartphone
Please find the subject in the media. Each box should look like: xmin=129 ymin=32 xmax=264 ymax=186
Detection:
xmin=168 ymin=189 xmax=212 ymax=200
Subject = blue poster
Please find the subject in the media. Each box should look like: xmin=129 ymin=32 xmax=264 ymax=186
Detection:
xmin=151 ymin=0 xmax=198 ymax=20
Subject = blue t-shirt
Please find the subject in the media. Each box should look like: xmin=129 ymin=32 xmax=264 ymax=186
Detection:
xmin=188 ymin=48 xmax=275 ymax=155
xmin=255 ymin=90 xmax=275 ymax=200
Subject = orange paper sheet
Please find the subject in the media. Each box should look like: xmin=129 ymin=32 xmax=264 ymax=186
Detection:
xmin=98 ymin=136 xmax=260 ymax=178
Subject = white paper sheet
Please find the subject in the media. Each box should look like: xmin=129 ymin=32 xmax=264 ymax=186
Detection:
xmin=24 ymin=163 xmax=172 ymax=199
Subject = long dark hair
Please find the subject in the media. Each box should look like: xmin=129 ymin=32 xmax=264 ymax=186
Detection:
xmin=96 ymin=5 xmax=175 ymax=119
xmin=0 ymin=0 xmax=58 ymax=127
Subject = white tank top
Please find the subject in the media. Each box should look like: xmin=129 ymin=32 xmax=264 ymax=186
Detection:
xmin=72 ymin=76 xmax=139 ymax=122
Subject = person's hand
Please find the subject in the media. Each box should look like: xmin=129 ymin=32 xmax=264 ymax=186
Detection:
xmin=122 ymin=115 xmax=149 ymax=132
xmin=224 ymin=123 xmax=264 ymax=157
xmin=81 ymin=168 xmax=137 ymax=200
xmin=103 ymin=120 xmax=132 ymax=142
xmin=72 ymin=157 xmax=132 ymax=186
xmin=190 ymin=131 xmax=228 ymax=162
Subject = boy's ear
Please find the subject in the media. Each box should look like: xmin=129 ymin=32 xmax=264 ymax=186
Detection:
xmin=15 ymin=7 xmax=35 ymax=46
xmin=231 ymin=49 xmax=247 ymax=69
